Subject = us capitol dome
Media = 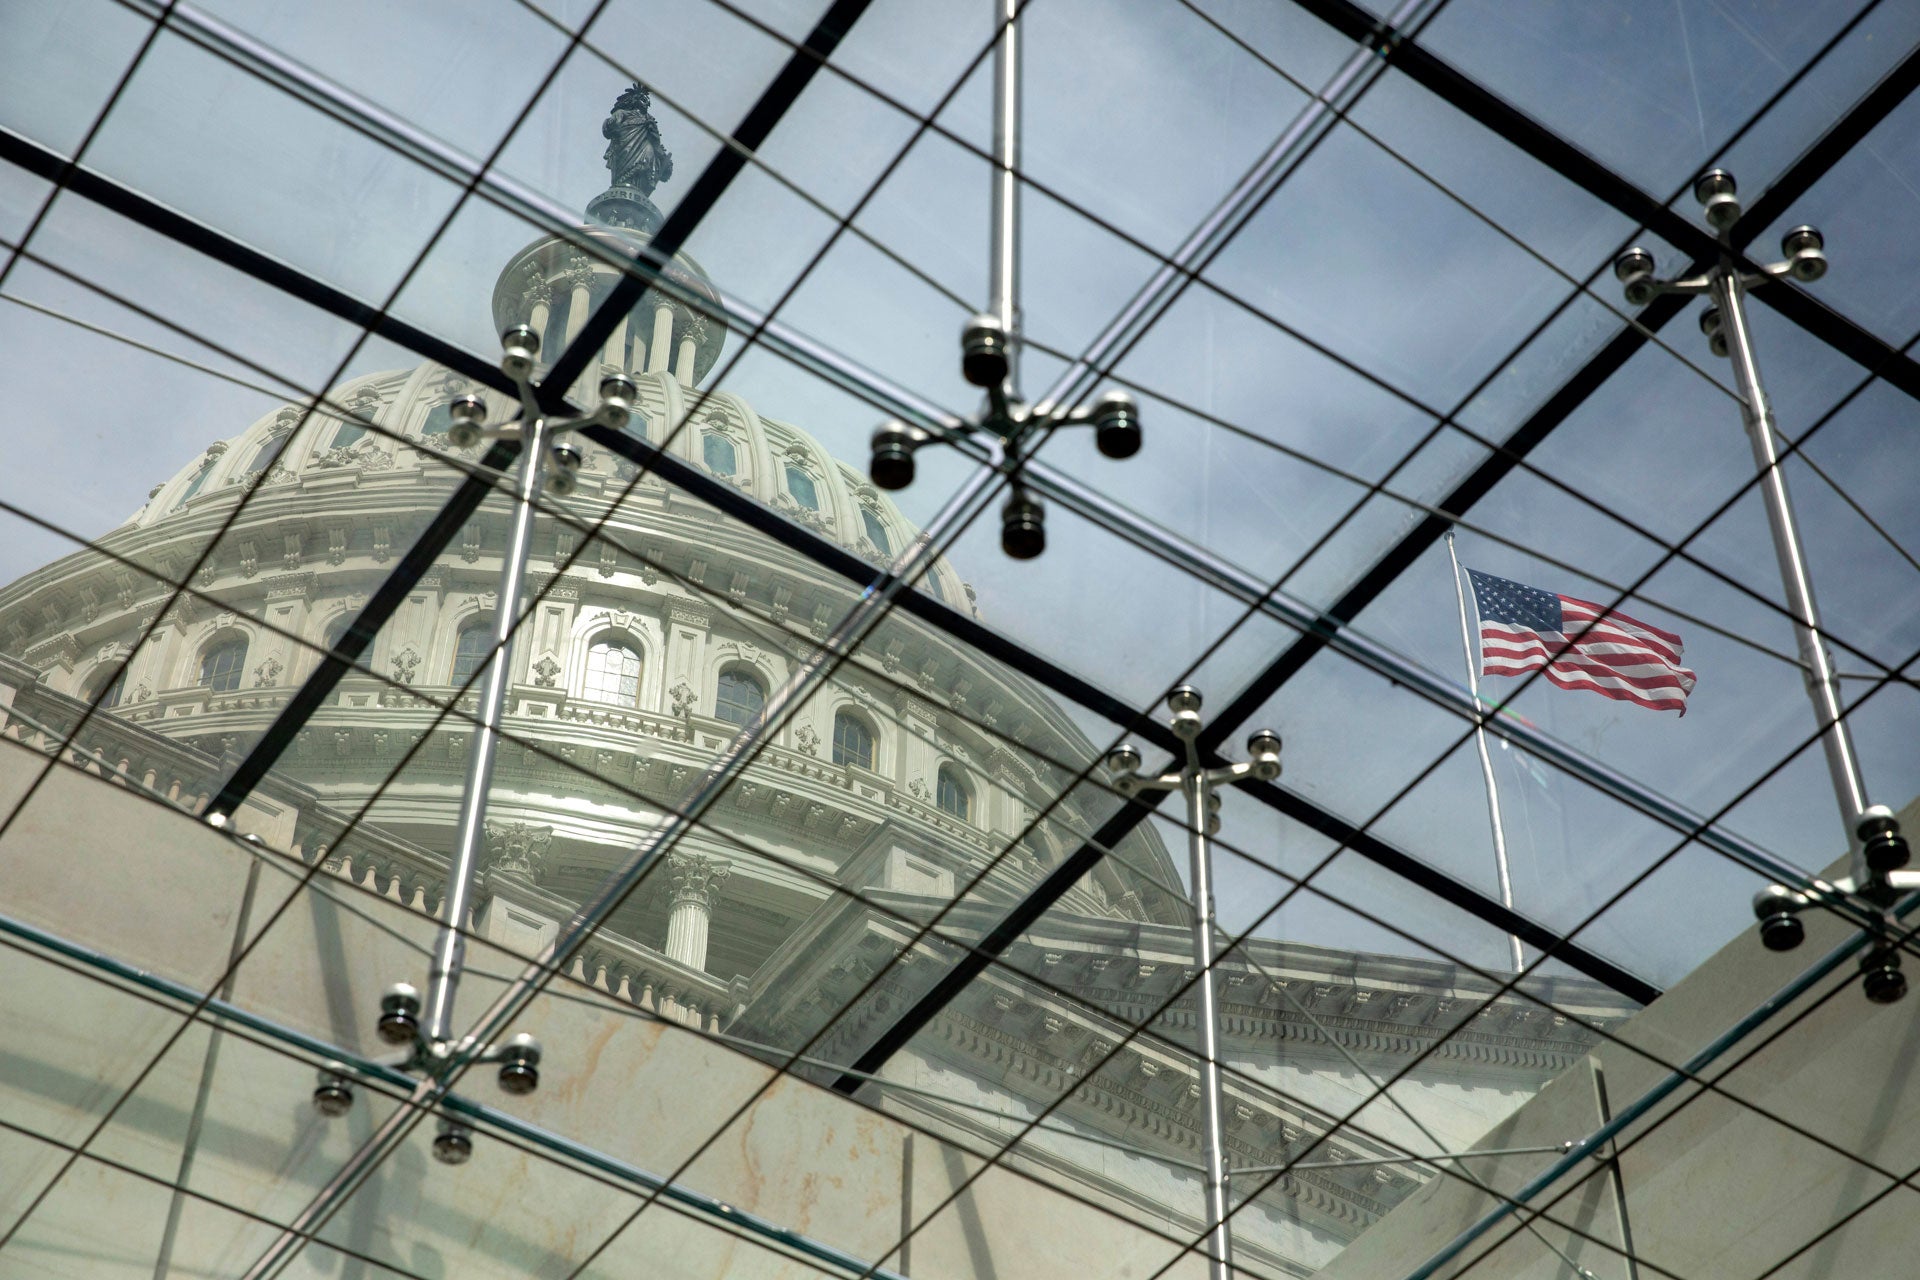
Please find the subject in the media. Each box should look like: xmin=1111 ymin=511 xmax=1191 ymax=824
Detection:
xmin=0 ymin=85 xmax=1633 ymax=1273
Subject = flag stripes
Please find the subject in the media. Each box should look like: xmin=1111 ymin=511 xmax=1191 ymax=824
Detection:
xmin=1467 ymin=569 xmax=1696 ymax=715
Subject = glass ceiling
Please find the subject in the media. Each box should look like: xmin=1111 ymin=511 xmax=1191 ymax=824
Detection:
xmin=3 ymin=0 xmax=1919 ymax=1277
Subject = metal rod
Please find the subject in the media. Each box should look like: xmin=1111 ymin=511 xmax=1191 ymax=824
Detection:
xmin=989 ymin=0 xmax=1021 ymax=397
xmin=1182 ymin=762 xmax=1235 ymax=1280
xmin=1235 ymin=1144 xmax=1572 ymax=1176
xmin=1710 ymin=267 xmax=1870 ymax=865
xmin=0 ymin=907 xmax=912 ymax=1280
xmin=1027 ymin=0 xmax=1440 ymax=422
xmin=1394 ymin=894 xmax=1913 ymax=1280
xmin=1591 ymin=1063 xmax=1641 ymax=1280
xmin=0 ymin=22 xmax=1890 ymax=919
xmin=239 ymin=456 xmax=1008 ymax=1279
xmin=1446 ymin=532 xmax=1524 ymax=972
xmin=425 ymin=414 xmax=549 ymax=1045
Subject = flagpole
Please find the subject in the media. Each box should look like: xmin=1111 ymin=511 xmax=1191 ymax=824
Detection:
xmin=1447 ymin=533 xmax=1525 ymax=972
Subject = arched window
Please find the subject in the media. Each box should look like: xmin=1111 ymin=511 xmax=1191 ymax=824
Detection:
xmin=449 ymin=620 xmax=494 ymax=685
xmin=861 ymin=509 xmax=892 ymax=557
xmin=330 ymin=420 xmax=368 ymax=450
xmin=784 ymin=464 xmax=819 ymax=511
xmin=173 ymin=461 xmax=217 ymax=509
xmin=924 ymin=571 xmax=946 ymax=604
xmin=421 ymin=403 xmax=455 ymax=437
xmin=244 ymin=433 xmax=288 ymax=475
xmin=702 ymin=432 xmax=737 ymax=476
xmin=89 ymin=668 xmax=125 ymax=710
xmin=715 ymin=666 xmax=766 ymax=726
xmin=199 ymin=638 xmax=248 ymax=693
xmin=582 ymin=638 xmax=641 ymax=708
xmin=832 ymin=711 xmax=874 ymax=770
xmin=936 ymin=765 xmax=971 ymax=822
xmin=322 ymin=614 xmax=355 ymax=655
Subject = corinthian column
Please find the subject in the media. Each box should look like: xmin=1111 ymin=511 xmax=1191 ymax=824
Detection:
xmin=663 ymin=851 xmax=729 ymax=972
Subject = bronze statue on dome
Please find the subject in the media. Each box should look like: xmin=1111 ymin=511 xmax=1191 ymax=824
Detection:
xmin=602 ymin=82 xmax=674 ymax=196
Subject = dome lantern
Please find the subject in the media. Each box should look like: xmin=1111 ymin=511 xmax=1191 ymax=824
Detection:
xmin=490 ymin=81 xmax=728 ymax=391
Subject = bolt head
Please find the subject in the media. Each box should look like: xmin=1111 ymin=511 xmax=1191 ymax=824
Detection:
xmin=1758 ymin=913 xmax=1805 ymax=953
xmin=961 ymin=313 xmax=1010 ymax=388
xmin=312 ymin=1081 xmax=354 ymax=1117
xmin=1166 ymin=685 xmax=1203 ymax=715
xmin=377 ymin=982 xmax=421 ymax=1045
xmin=432 ymin=1124 xmax=474 ymax=1165
xmin=498 ymin=1062 xmax=539 ymax=1096
xmin=1863 ymin=956 xmax=1907 ymax=1005
xmin=1693 ymin=168 xmax=1737 ymax=203
xmin=1612 ymin=247 xmax=1655 ymax=283
xmin=500 ymin=325 xmax=540 ymax=380
xmin=1246 ymin=729 xmax=1283 ymax=781
xmin=1001 ymin=490 xmax=1044 ymax=559
xmin=1105 ymin=743 xmax=1142 ymax=777
xmin=1091 ymin=390 xmax=1142 ymax=459
xmin=1702 ymin=190 xmax=1742 ymax=231
xmin=1788 ymin=247 xmax=1828 ymax=283
xmin=870 ymin=423 xmax=917 ymax=491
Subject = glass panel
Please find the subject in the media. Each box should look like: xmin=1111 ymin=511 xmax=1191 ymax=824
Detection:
xmin=81 ymin=27 xmax=470 ymax=307
xmin=1411 ymin=0 xmax=1877 ymax=196
xmin=0 ymin=0 xmax=157 ymax=156
xmin=1742 ymin=82 xmax=1920 ymax=349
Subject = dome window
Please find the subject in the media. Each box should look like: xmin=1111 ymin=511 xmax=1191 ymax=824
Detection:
xmin=702 ymin=432 xmax=737 ymax=476
xmin=936 ymin=765 xmax=971 ymax=822
xmin=89 ymin=668 xmax=125 ymax=710
xmin=715 ymin=666 xmax=766 ymax=726
xmin=331 ymin=420 xmax=368 ymax=450
xmin=244 ymin=433 xmax=289 ymax=475
xmin=173 ymin=460 xmax=218 ymax=510
xmin=832 ymin=711 xmax=874 ymax=771
xmin=784 ymin=464 xmax=819 ymax=511
xmin=199 ymin=638 xmax=248 ymax=694
xmin=421 ymin=403 xmax=455 ymax=437
xmin=322 ymin=614 xmax=354 ymax=656
xmin=583 ymin=639 xmax=641 ymax=708
xmin=861 ymin=509 xmax=891 ymax=558
xmin=450 ymin=620 xmax=494 ymax=685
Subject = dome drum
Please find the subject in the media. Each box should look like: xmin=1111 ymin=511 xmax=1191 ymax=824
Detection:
xmin=492 ymin=229 xmax=729 ymax=391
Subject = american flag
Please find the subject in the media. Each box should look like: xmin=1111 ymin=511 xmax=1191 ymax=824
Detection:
xmin=1467 ymin=569 xmax=1697 ymax=715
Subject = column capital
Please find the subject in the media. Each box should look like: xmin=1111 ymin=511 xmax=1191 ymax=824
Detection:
xmin=668 ymin=850 xmax=730 ymax=910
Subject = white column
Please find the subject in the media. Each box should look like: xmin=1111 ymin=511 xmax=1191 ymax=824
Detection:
xmin=663 ymin=851 xmax=729 ymax=972
xmin=646 ymin=303 xmax=675 ymax=373
xmin=529 ymin=296 xmax=551 ymax=345
xmin=564 ymin=269 xmax=592 ymax=346
xmin=605 ymin=312 xmax=628 ymax=376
